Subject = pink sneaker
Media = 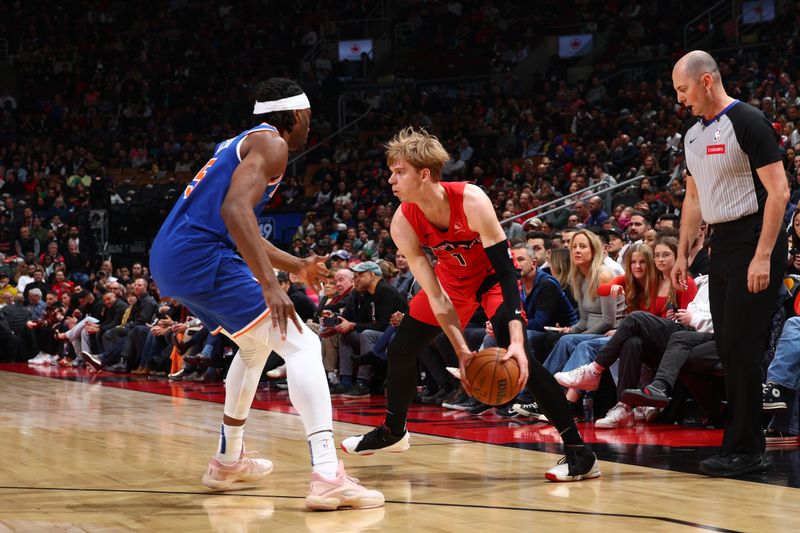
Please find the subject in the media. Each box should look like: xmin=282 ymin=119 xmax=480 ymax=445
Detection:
xmin=201 ymin=450 xmax=274 ymax=491
xmin=305 ymin=461 xmax=385 ymax=511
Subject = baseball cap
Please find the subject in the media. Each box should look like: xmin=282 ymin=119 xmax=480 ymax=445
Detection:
xmin=331 ymin=250 xmax=351 ymax=261
xmin=351 ymin=261 xmax=382 ymax=276
xmin=523 ymin=217 xmax=543 ymax=229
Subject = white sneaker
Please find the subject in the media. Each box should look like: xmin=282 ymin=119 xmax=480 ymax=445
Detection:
xmin=266 ymin=365 xmax=287 ymax=380
xmin=28 ymin=353 xmax=47 ymax=365
xmin=554 ymin=364 xmax=603 ymax=391
xmin=48 ymin=354 xmax=60 ymax=365
xmin=595 ymin=402 xmax=635 ymax=429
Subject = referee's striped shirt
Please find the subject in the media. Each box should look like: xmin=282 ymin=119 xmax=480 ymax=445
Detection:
xmin=683 ymin=100 xmax=781 ymax=224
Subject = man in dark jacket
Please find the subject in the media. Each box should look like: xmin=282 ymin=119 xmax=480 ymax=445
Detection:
xmin=278 ymin=272 xmax=316 ymax=322
xmin=84 ymin=290 xmax=128 ymax=354
xmin=334 ymin=261 xmax=407 ymax=396
xmin=84 ymin=278 xmax=157 ymax=372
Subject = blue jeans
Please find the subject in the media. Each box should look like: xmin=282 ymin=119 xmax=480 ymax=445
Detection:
xmin=767 ymin=316 xmax=800 ymax=435
xmin=562 ymin=336 xmax=610 ymax=372
xmin=543 ymin=334 xmax=601 ymax=374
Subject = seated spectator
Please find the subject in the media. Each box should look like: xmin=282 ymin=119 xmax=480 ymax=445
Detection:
xmin=332 ymin=261 xmax=407 ymax=397
xmin=0 ymin=272 xmax=17 ymax=300
xmin=277 ymin=271 xmax=316 ymax=322
xmin=26 ymin=290 xmax=64 ymax=357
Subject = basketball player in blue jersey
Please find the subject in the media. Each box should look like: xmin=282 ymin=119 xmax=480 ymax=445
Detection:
xmin=149 ymin=78 xmax=383 ymax=511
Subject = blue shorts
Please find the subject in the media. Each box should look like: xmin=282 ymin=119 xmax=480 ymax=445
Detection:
xmin=157 ymin=253 xmax=269 ymax=337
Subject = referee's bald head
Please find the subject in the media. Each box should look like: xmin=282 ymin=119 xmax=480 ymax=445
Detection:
xmin=673 ymin=50 xmax=721 ymax=82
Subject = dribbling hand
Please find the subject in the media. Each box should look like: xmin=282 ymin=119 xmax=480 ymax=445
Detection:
xmin=262 ymin=284 xmax=302 ymax=340
xmin=501 ymin=342 xmax=529 ymax=391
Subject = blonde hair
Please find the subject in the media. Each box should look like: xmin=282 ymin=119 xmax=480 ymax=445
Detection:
xmin=548 ymin=248 xmax=571 ymax=289
xmin=569 ymin=229 xmax=607 ymax=301
xmin=622 ymin=243 xmax=657 ymax=313
xmin=385 ymin=127 xmax=451 ymax=182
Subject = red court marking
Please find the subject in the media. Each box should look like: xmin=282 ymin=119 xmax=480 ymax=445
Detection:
xmin=1 ymin=363 xmax=723 ymax=448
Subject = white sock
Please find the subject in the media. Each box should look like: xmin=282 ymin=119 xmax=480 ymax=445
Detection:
xmin=216 ymin=423 xmax=244 ymax=464
xmin=308 ymin=431 xmax=338 ymax=479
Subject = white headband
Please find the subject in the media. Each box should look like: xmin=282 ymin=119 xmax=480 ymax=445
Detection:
xmin=253 ymin=93 xmax=310 ymax=114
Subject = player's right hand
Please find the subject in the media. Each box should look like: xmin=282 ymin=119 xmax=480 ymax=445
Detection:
xmin=457 ymin=350 xmax=476 ymax=396
xmin=263 ymin=284 xmax=302 ymax=340
xmin=671 ymin=256 xmax=689 ymax=292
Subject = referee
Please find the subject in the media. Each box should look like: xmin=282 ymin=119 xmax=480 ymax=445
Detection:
xmin=671 ymin=50 xmax=789 ymax=477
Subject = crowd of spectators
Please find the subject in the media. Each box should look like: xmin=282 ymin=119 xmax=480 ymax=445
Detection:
xmin=1 ymin=0 xmax=799 ymax=443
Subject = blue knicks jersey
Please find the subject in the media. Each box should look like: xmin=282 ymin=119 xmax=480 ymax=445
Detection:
xmin=150 ymin=123 xmax=282 ymax=295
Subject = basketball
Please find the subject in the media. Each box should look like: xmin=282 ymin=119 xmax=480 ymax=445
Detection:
xmin=465 ymin=347 xmax=524 ymax=406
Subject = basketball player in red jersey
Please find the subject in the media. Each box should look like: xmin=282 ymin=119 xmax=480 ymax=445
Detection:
xmin=342 ymin=128 xmax=599 ymax=481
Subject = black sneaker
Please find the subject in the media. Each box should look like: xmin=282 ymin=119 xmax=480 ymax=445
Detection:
xmin=332 ymin=382 xmax=352 ymax=395
xmin=622 ymin=383 xmax=670 ymax=408
xmin=545 ymin=447 xmax=601 ymax=481
xmin=699 ymin=452 xmax=771 ymax=478
xmin=421 ymin=388 xmax=451 ymax=405
xmin=464 ymin=398 xmax=493 ymax=416
xmin=342 ymin=382 xmax=371 ymax=398
xmin=442 ymin=392 xmax=471 ymax=410
xmin=341 ymin=425 xmax=410 ymax=455
xmin=106 ymin=360 xmax=128 ymax=373
xmin=494 ymin=403 xmax=520 ymax=418
xmin=512 ymin=401 xmax=549 ymax=421
xmin=762 ymin=383 xmax=788 ymax=411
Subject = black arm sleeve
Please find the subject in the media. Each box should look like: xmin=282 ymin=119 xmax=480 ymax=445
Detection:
xmin=484 ymin=240 xmax=524 ymax=324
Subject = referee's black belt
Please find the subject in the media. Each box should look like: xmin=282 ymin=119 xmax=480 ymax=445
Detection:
xmin=710 ymin=212 xmax=760 ymax=237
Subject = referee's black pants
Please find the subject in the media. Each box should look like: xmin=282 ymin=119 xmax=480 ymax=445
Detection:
xmin=709 ymin=214 xmax=787 ymax=455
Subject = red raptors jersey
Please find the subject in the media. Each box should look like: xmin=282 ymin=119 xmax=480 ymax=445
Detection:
xmin=401 ymin=182 xmax=495 ymax=283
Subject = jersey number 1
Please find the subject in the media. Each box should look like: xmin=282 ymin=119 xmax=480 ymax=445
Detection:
xmin=184 ymin=158 xmax=217 ymax=198
xmin=451 ymin=252 xmax=466 ymax=266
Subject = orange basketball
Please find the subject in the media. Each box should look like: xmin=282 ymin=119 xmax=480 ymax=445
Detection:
xmin=465 ymin=347 xmax=524 ymax=406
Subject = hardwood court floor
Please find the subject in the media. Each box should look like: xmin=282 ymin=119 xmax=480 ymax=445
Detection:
xmin=1 ymin=367 xmax=799 ymax=532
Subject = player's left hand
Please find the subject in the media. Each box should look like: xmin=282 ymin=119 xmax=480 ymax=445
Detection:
xmin=501 ymin=342 xmax=529 ymax=391
xmin=298 ymin=254 xmax=329 ymax=288
xmin=747 ymin=255 xmax=770 ymax=293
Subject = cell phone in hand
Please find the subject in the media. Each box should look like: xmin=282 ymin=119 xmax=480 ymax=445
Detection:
xmin=322 ymin=315 xmax=339 ymax=327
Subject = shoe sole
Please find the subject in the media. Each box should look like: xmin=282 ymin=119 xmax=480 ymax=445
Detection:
xmin=304 ymin=493 xmax=385 ymax=511
xmin=762 ymin=403 xmax=788 ymax=411
xmin=512 ymin=407 xmax=549 ymax=421
xmin=595 ymin=420 xmax=635 ymax=429
xmin=545 ymin=467 xmax=602 ymax=482
xmin=341 ymin=433 xmax=411 ymax=456
xmin=766 ymin=437 xmax=800 ymax=447
xmin=622 ymin=390 xmax=669 ymax=409
xmin=201 ymin=463 xmax=274 ymax=491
